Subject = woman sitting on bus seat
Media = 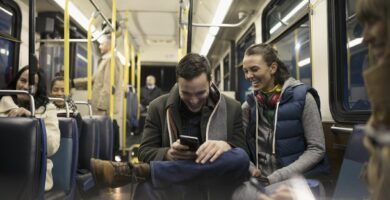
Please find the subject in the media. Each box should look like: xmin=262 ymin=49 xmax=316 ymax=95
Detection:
xmin=50 ymin=75 xmax=83 ymax=132
xmin=0 ymin=66 xmax=60 ymax=191
xmin=241 ymin=44 xmax=329 ymax=185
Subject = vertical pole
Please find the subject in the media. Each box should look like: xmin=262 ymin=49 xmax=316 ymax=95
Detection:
xmin=109 ymin=0 xmax=117 ymax=119
xmin=122 ymin=11 xmax=130 ymax=154
xmin=187 ymin=0 xmax=193 ymax=53
xmin=28 ymin=0 xmax=36 ymax=94
xmin=64 ymin=0 xmax=70 ymax=97
xmin=136 ymin=53 xmax=141 ymax=120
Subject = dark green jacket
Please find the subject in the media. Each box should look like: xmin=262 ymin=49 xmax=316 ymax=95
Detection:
xmin=138 ymin=84 xmax=248 ymax=163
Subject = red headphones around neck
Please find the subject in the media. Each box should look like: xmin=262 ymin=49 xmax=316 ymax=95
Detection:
xmin=255 ymin=92 xmax=280 ymax=109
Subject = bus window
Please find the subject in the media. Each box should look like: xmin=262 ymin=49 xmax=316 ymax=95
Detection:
xmin=264 ymin=0 xmax=309 ymax=41
xmin=223 ymin=54 xmax=230 ymax=91
xmin=344 ymin=0 xmax=370 ymax=111
xmin=272 ymin=19 xmax=311 ymax=86
xmin=263 ymin=0 xmax=311 ymax=86
xmin=0 ymin=1 xmax=21 ymax=89
xmin=329 ymin=0 xmax=370 ymax=123
xmin=237 ymin=24 xmax=255 ymax=102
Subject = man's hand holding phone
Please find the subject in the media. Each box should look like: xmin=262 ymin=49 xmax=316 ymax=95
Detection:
xmin=165 ymin=139 xmax=197 ymax=161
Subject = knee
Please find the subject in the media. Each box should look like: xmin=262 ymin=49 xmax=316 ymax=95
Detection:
xmin=231 ymin=148 xmax=250 ymax=164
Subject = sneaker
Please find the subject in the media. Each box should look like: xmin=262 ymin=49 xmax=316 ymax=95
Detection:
xmin=90 ymin=158 xmax=150 ymax=188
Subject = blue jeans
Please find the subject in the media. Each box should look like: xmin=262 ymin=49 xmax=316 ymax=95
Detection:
xmin=133 ymin=148 xmax=249 ymax=200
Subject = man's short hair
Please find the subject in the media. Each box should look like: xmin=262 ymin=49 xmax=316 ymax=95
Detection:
xmin=176 ymin=53 xmax=211 ymax=81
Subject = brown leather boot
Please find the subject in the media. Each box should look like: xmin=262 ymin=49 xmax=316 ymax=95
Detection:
xmin=90 ymin=158 xmax=150 ymax=188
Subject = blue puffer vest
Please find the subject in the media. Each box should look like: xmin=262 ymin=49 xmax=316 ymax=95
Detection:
xmin=246 ymin=84 xmax=330 ymax=177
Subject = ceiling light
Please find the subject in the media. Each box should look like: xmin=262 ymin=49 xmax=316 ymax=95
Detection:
xmin=200 ymin=0 xmax=233 ymax=56
xmin=52 ymin=0 xmax=89 ymax=30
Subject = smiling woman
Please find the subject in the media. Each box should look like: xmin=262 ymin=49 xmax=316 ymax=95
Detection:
xmin=0 ymin=65 xmax=60 ymax=192
xmin=241 ymin=43 xmax=329 ymax=188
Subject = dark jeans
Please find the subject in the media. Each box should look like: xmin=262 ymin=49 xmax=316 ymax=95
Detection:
xmin=133 ymin=148 xmax=249 ymax=200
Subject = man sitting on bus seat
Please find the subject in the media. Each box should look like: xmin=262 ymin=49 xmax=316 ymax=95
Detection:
xmin=91 ymin=53 xmax=250 ymax=199
xmin=140 ymin=74 xmax=163 ymax=112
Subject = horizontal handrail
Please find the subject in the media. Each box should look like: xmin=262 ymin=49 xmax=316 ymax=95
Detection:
xmin=0 ymin=90 xmax=35 ymax=117
xmin=48 ymin=97 xmax=70 ymax=118
xmin=74 ymin=101 xmax=93 ymax=117
xmin=331 ymin=125 xmax=353 ymax=135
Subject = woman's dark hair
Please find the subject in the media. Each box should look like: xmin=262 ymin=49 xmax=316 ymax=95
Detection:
xmin=245 ymin=43 xmax=291 ymax=85
xmin=176 ymin=53 xmax=212 ymax=81
xmin=6 ymin=65 xmax=49 ymax=110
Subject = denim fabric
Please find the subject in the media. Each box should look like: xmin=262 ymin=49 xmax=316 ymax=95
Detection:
xmin=134 ymin=148 xmax=249 ymax=200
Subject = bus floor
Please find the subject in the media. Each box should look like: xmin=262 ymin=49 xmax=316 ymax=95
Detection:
xmin=78 ymin=184 xmax=133 ymax=200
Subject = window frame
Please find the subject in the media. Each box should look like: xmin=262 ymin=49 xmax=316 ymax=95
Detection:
xmin=262 ymin=0 xmax=309 ymax=43
xmin=328 ymin=0 xmax=370 ymax=124
xmin=0 ymin=0 xmax=22 ymax=77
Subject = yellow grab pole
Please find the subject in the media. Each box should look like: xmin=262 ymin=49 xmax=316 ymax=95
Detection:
xmin=122 ymin=11 xmax=130 ymax=153
xmin=131 ymin=45 xmax=135 ymax=88
xmin=136 ymin=53 xmax=141 ymax=119
xmin=87 ymin=15 xmax=96 ymax=102
xmin=64 ymin=0 xmax=70 ymax=97
xmin=109 ymin=0 xmax=117 ymax=119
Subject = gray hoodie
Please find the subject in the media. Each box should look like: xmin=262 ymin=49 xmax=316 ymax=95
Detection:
xmin=242 ymin=78 xmax=326 ymax=184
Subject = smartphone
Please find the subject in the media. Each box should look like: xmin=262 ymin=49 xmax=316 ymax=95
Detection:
xmin=179 ymin=135 xmax=200 ymax=151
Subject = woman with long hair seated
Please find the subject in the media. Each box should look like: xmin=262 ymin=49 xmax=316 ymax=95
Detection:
xmin=0 ymin=66 xmax=60 ymax=191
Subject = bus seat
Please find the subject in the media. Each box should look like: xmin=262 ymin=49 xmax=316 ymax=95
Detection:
xmin=94 ymin=116 xmax=113 ymax=160
xmin=333 ymin=125 xmax=370 ymax=200
xmin=0 ymin=117 xmax=46 ymax=200
xmin=45 ymin=118 xmax=78 ymax=200
xmin=76 ymin=117 xmax=99 ymax=191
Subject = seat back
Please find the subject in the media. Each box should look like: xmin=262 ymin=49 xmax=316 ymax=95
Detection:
xmin=0 ymin=117 xmax=46 ymax=200
xmin=93 ymin=116 xmax=113 ymax=160
xmin=49 ymin=118 xmax=78 ymax=196
xmin=78 ymin=117 xmax=99 ymax=170
xmin=333 ymin=125 xmax=370 ymax=200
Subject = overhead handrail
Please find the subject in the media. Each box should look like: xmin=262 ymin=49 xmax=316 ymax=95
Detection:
xmin=39 ymin=0 xmax=114 ymax=44
xmin=48 ymin=97 xmax=70 ymax=118
xmin=74 ymin=101 xmax=93 ymax=117
xmin=89 ymin=0 xmax=114 ymax=32
xmin=0 ymin=90 xmax=36 ymax=117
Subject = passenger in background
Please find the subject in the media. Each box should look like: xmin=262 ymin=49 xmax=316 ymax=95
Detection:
xmin=140 ymin=75 xmax=162 ymax=112
xmin=72 ymin=34 xmax=124 ymax=120
xmin=234 ymin=44 xmax=329 ymax=199
xmin=90 ymin=53 xmax=249 ymax=200
xmin=50 ymin=75 xmax=83 ymax=133
xmin=357 ymin=0 xmax=390 ymax=199
xmin=0 ymin=66 xmax=60 ymax=191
